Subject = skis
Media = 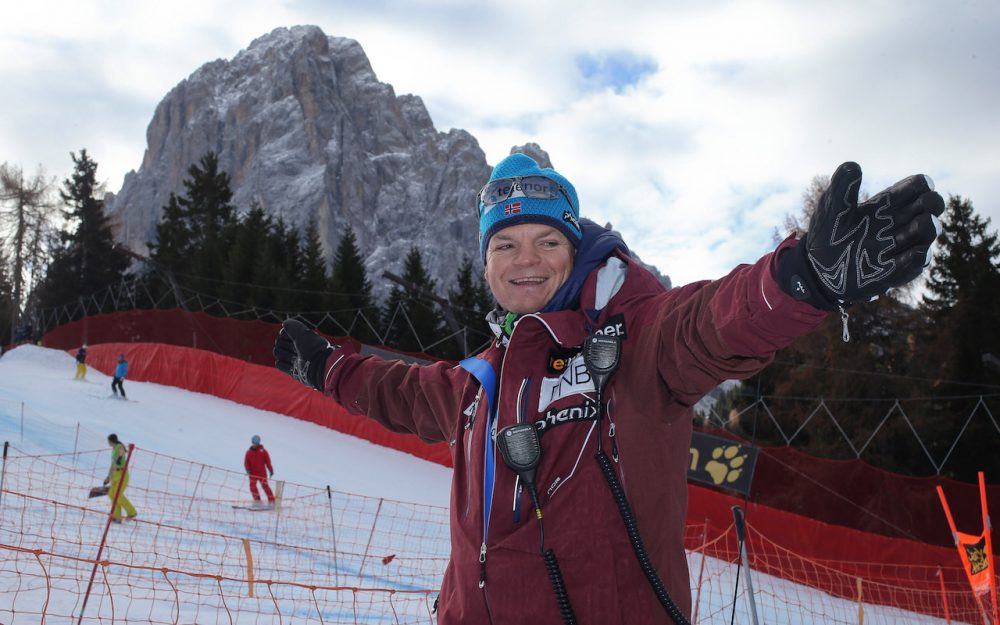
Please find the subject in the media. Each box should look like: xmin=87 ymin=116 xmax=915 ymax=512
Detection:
xmin=90 ymin=394 xmax=138 ymax=403
xmin=232 ymin=503 xmax=275 ymax=511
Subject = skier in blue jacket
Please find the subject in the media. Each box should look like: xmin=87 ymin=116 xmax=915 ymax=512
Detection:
xmin=112 ymin=353 xmax=128 ymax=399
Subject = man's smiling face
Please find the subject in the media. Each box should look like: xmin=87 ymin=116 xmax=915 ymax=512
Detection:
xmin=484 ymin=223 xmax=574 ymax=314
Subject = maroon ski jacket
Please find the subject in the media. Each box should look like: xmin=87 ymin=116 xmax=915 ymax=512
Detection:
xmin=244 ymin=445 xmax=273 ymax=479
xmin=318 ymin=237 xmax=825 ymax=624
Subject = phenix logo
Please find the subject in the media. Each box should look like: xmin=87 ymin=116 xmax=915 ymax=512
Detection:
xmin=535 ymin=400 xmax=598 ymax=431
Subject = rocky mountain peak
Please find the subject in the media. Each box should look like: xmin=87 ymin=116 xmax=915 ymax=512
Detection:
xmin=105 ymin=25 xmax=668 ymax=302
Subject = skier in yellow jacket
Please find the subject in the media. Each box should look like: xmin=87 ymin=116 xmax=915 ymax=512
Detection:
xmin=74 ymin=344 xmax=87 ymax=380
xmin=104 ymin=433 xmax=137 ymax=522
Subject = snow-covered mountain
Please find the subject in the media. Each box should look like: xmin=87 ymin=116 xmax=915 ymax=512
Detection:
xmin=104 ymin=25 xmax=668 ymax=301
xmin=105 ymin=25 xmax=489 ymax=300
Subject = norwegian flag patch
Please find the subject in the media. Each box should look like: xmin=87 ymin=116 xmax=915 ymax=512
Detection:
xmin=504 ymin=202 xmax=522 ymax=215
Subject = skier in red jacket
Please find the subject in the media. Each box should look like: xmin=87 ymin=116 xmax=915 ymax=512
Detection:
xmin=243 ymin=434 xmax=275 ymax=504
xmin=274 ymin=154 xmax=943 ymax=625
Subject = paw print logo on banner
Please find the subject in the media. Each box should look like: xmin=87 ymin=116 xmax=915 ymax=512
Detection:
xmin=705 ymin=445 xmax=747 ymax=486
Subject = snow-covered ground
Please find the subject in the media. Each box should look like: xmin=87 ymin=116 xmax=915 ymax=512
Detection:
xmin=0 ymin=345 xmax=963 ymax=624
xmin=0 ymin=344 xmax=452 ymax=506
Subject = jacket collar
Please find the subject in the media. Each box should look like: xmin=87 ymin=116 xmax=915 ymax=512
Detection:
xmin=542 ymin=219 xmax=629 ymax=313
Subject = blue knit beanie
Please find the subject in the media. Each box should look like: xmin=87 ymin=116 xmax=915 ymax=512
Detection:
xmin=478 ymin=153 xmax=581 ymax=261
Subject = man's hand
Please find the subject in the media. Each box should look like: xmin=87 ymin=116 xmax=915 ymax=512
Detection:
xmin=273 ymin=319 xmax=334 ymax=391
xmin=779 ymin=162 xmax=945 ymax=310
xmin=103 ymin=477 xmax=109 ymax=486
xmin=269 ymin=470 xmax=274 ymax=478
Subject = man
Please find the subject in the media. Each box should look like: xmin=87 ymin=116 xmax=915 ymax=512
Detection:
xmin=244 ymin=434 xmax=276 ymax=505
xmin=112 ymin=353 xmax=128 ymax=399
xmin=74 ymin=344 xmax=88 ymax=380
xmin=274 ymin=153 xmax=943 ymax=625
xmin=104 ymin=433 xmax=137 ymax=522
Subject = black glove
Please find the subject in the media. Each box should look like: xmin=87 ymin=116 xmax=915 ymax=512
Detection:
xmin=778 ymin=161 xmax=944 ymax=310
xmin=273 ymin=319 xmax=334 ymax=391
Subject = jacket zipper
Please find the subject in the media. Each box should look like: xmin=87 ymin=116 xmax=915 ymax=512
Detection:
xmin=512 ymin=377 xmax=531 ymax=523
xmin=463 ymin=388 xmax=482 ymax=518
xmin=481 ymin=548 xmax=496 ymax=623
xmin=479 ymin=412 xmax=498 ymax=623
xmin=477 ymin=327 xmax=521 ymax=621
xmin=480 ymin=405 xmax=497 ymax=591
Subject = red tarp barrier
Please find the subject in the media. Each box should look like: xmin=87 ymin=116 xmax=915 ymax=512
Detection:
xmin=80 ymin=341 xmax=963 ymax=566
xmin=701 ymin=426 xmax=1000 ymax=550
xmin=83 ymin=342 xmax=452 ymax=467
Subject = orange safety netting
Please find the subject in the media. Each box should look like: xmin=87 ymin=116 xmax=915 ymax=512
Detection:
xmin=0 ymin=437 xmax=990 ymax=623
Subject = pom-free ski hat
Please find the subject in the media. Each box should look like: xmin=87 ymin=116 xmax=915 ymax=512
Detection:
xmin=478 ymin=153 xmax=581 ymax=261
xmin=251 ymin=434 xmax=261 ymax=445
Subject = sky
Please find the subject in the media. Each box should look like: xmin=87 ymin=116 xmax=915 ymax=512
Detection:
xmin=1 ymin=0 xmax=998 ymax=287
xmin=0 ymin=344 xmax=955 ymax=624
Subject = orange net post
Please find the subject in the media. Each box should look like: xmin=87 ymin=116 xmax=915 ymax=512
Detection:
xmin=242 ymin=538 xmax=255 ymax=598
xmin=856 ymin=577 xmax=864 ymax=625
xmin=938 ymin=566 xmax=952 ymax=624
xmin=937 ymin=472 xmax=998 ymax=625
xmin=980 ymin=472 xmax=1000 ymax=625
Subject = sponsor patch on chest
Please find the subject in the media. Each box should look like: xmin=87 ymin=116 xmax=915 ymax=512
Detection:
xmin=538 ymin=354 xmax=594 ymax=411
xmin=594 ymin=313 xmax=626 ymax=338
xmin=535 ymin=399 xmax=598 ymax=432
xmin=547 ymin=347 xmax=578 ymax=375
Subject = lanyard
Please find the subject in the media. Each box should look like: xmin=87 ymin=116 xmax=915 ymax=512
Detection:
xmin=460 ymin=357 xmax=498 ymax=543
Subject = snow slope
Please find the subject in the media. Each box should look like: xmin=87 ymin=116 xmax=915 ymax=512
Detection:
xmin=0 ymin=344 xmax=451 ymax=506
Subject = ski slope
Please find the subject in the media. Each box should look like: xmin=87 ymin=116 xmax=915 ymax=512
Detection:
xmin=0 ymin=344 xmax=452 ymax=506
xmin=0 ymin=345 xmax=963 ymax=624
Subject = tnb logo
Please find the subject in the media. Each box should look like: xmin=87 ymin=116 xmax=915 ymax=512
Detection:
xmin=538 ymin=355 xmax=594 ymax=411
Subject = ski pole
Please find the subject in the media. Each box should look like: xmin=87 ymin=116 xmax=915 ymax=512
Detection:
xmin=732 ymin=506 xmax=760 ymax=625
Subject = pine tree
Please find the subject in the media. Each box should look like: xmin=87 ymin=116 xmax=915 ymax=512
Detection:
xmin=294 ymin=218 xmax=329 ymax=321
xmin=243 ymin=217 xmax=295 ymax=314
xmin=382 ymin=247 xmax=445 ymax=355
xmin=272 ymin=219 xmax=302 ymax=313
xmin=329 ymin=224 xmax=378 ymax=343
xmin=144 ymin=152 xmax=240 ymax=303
xmin=923 ymin=196 xmax=1000 ymax=316
xmin=917 ymin=196 xmax=1000 ymax=481
xmin=920 ymin=195 xmax=1000 ymax=387
xmin=145 ymin=193 xmax=191 ymax=306
xmin=446 ymin=256 xmax=494 ymax=357
xmin=221 ymin=203 xmax=273 ymax=315
xmin=149 ymin=193 xmax=191 ymax=268
xmin=180 ymin=152 xmax=238 ymax=297
xmin=33 ymin=150 xmax=129 ymax=315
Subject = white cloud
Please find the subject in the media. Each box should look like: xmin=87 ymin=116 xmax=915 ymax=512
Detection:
xmin=2 ymin=0 xmax=997 ymax=287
